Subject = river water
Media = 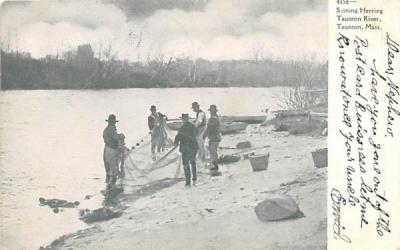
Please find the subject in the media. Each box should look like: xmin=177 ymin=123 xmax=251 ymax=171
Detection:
xmin=0 ymin=87 xmax=284 ymax=249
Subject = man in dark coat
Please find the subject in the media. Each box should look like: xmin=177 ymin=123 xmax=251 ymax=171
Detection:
xmin=174 ymin=113 xmax=198 ymax=186
xmin=103 ymin=114 xmax=121 ymax=187
xmin=203 ymin=105 xmax=222 ymax=173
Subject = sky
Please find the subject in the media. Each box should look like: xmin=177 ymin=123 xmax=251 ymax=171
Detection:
xmin=0 ymin=0 xmax=328 ymax=62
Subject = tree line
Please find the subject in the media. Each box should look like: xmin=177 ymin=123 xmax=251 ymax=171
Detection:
xmin=1 ymin=44 xmax=328 ymax=90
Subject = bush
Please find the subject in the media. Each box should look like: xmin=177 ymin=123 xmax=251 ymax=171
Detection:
xmin=279 ymin=61 xmax=328 ymax=111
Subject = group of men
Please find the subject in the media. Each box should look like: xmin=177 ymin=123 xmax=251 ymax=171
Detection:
xmin=173 ymin=102 xmax=222 ymax=186
xmin=102 ymin=102 xmax=222 ymax=189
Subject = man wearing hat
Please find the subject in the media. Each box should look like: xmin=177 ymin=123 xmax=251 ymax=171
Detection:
xmin=191 ymin=102 xmax=207 ymax=163
xmin=203 ymin=105 xmax=222 ymax=173
xmin=103 ymin=114 xmax=122 ymax=188
xmin=174 ymin=113 xmax=198 ymax=186
xmin=148 ymin=105 xmax=168 ymax=157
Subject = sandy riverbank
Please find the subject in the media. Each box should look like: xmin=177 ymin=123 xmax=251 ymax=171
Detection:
xmin=43 ymin=124 xmax=327 ymax=250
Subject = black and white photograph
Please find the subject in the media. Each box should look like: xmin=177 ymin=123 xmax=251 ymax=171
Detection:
xmin=0 ymin=1 xmax=328 ymax=249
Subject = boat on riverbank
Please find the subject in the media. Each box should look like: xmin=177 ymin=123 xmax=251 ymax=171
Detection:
xmin=220 ymin=115 xmax=266 ymax=124
xmin=166 ymin=115 xmax=266 ymax=129
xmin=166 ymin=121 xmax=248 ymax=134
xmin=221 ymin=122 xmax=248 ymax=134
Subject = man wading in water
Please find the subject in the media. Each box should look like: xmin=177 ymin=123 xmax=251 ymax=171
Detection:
xmin=203 ymin=105 xmax=222 ymax=176
xmin=148 ymin=105 xmax=168 ymax=159
xmin=191 ymin=102 xmax=207 ymax=164
xmin=103 ymin=114 xmax=124 ymax=189
xmin=174 ymin=114 xmax=198 ymax=187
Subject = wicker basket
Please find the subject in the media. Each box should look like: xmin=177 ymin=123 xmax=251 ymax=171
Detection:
xmin=249 ymin=153 xmax=270 ymax=172
xmin=311 ymin=148 xmax=328 ymax=168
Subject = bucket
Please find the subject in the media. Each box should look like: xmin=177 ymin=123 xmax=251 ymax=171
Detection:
xmin=249 ymin=153 xmax=270 ymax=172
xmin=311 ymin=148 xmax=327 ymax=168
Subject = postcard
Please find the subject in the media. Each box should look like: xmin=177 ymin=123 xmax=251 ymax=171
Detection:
xmin=0 ymin=0 xmax=398 ymax=249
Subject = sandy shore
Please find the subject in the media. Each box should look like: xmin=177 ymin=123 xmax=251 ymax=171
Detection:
xmin=44 ymin=124 xmax=327 ymax=250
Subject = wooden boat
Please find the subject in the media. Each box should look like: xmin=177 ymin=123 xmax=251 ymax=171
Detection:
xmin=221 ymin=122 xmax=248 ymax=134
xmin=168 ymin=116 xmax=266 ymax=124
xmin=166 ymin=121 xmax=248 ymax=134
xmin=220 ymin=115 xmax=266 ymax=124
xmin=271 ymin=110 xmax=310 ymax=118
xmin=271 ymin=110 xmax=327 ymax=121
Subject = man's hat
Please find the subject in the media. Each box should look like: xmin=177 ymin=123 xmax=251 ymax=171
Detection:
xmin=150 ymin=105 xmax=156 ymax=111
xmin=181 ymin=113 xmax=189 ymax=119
xmin=106 ymin=114 xmax=119 ymax=123
xmin=191 ymin=102 xmax=199 ymax=108
xmin=208 ymin=104 xmax=217 ymax=111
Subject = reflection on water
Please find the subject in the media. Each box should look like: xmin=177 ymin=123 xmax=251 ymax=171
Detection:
xmin=0 ymin=87 xmax=283 ymax=249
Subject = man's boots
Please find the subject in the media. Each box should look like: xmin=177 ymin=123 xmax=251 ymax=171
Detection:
xmin=210 ymin=161 xmax=219 ymax=171
xmin=210 ymin=161 xmax=221 ymax=176
xmin=183 ymin=163 xmax=191 ymax=187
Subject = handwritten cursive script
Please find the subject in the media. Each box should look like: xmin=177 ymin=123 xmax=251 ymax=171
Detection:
xmin=384 ymin=33 xmax=400 ymax=138
xmin=331 ymin=189 xmax=352 ymax=243
xmin=333 ymin=29 xmax=397 ymax=243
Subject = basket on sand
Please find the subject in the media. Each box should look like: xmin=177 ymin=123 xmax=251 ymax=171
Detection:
xmin=311 ymin=148 xmax=327 ymax=168
xmin=249 ymin=153 xmax=270 ymax=172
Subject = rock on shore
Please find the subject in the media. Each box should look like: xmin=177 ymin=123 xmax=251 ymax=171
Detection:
xmin=255 ymin=195 xmax=304 ymax=222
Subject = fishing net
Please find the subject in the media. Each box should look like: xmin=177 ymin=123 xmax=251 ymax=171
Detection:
xmin=122 ymin=120 xmax=182 ymax=188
